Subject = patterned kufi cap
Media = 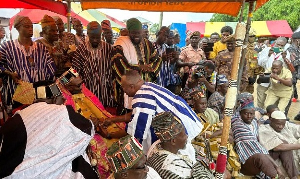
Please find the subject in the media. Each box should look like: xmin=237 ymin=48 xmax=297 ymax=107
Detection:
xmin=41 ymin=15 xmax=56 ymax=29
xmin=126 ymin=18 xmax=142 ymax=31
xmin=217 ymin=74 xmax=228 ymax=86
xmin=101 ymin=20 xmax=112 ymax=30
xmin=106 ymin=135 xmax=143 ymax=173
xmin=152 ymin=112 xmax=184 ymax=141
xmin=190 ymin=31 xmax=200 ymax=38
xmin=192 ymin=91 xmax=206 ymax=101
xmin=14 ymin=15 xmax=31 ymax=29
xmin=238 ymin=92 xmax=254 ymax=111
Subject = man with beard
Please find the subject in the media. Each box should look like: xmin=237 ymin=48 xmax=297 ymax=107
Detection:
xmin=72 ymin=18 xmax=86 ymax=45
xmin=53 ymin=16 xmax=78 ymax=48
xmin=0 ymin=15 xmax=56 ymax=109
xmin=36 ymin=15 xmax=70 ymax=71
xmin=101 ymin=20 xmax=114 ymax=45
xmin=112 ymin=18 xmax=161 ymax=113
xmin=72 ymin=21 xmax=117 ymax=113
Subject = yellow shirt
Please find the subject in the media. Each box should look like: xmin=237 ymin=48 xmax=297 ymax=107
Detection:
xmin=266 ymin=67 xmax=293 ymax=97
xmin=209 ymin=41 xmax=227 ymax=60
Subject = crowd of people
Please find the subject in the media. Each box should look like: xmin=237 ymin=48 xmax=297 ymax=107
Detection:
xmin=0 ymin=14 xmax=300 ymax=179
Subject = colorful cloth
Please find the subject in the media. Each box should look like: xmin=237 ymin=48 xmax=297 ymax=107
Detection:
xmin=0 ymin=40 xmax=56 ymax=106
xmin=0 ymin=102 xmax=97 ymax=178
xmin=207 ymin=91 xmax=225 ymax=120
xmin=231 ymin=115 xmax=269 ymax=164
xmin=259 ymin=122 xmax=300 ymax=171
xmin=147 ymin=141 xmax=214 ymax=178
xmin=107 ymin=166 xmax=161 ymax=179
xmin=112 ymin=36 xmax=161 ymax=108
xmin=72 ymin=39 xmax=116 ymax=107
xmin=127 ymin=82 xmax=203 ymax=154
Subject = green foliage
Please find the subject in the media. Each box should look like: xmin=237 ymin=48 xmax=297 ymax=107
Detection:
xmin=150 ymin=23 xmax=159 ymax=34
xmin=210 ymin=0 xmax=300 ymax=31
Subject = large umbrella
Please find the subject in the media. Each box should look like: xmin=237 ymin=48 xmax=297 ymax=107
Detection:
xmin=8 ymin=9 xmax=89 ymax=30
xmin=80 ymin=0 xmax=268 ymax=16
xmin=71 ymin=3 xmax=125 ymax=29
xmin=1 ymin=0 xmax=67 ymax=16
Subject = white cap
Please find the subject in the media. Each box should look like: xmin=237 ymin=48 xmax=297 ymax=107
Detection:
xmin=271 ymin=111 xmax=287 ymax=120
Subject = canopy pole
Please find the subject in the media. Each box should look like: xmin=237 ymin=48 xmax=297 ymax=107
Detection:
xmin=238 ymin=0 xmax=246 ymax=23
xmin=237 ymin=0 xmax=256 ymax=91
xmin=159 ymin=12 xmax=163 ymax=29
xmin=66 ymin=0 xmax=71 ymax=32
xmin=215 ymin=1 xmax=247 ymax=178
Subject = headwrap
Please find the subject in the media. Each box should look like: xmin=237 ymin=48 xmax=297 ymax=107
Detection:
xmin=101 ymin=20 xmax=112 ymax=31
xmin=106 ymin=135 xmax=143 ymax=173
xmin=142 ymin=24 xmax=148 ymax=30
xmin=271 ymin=111 xmax=287 ymax=120
xmin=238 ymin=92 xmax=254 ymax=111
xmin=151 ymin=112 xmax=184 ymax=141
xmin=224 ymin=35 xmax=235 ymax=42
xmin=126 ymin=18 xmax=142 ymax=31
xmin=190 ymin=31 xmax=200 ymax=38
xmin=72 ymin=18 xmax=82 ymax=26
xmin=14 ymin=15 xmax=31 ymax=29
xmin=217 ymin=74 xmax=228 ymax=86
xmin=192 ymin=91 xmax=206 ymax=101
xmin=87 ymin=21 xmax=101 ymax=34
xmin=41 ymin=15 xmax=56 ymax=29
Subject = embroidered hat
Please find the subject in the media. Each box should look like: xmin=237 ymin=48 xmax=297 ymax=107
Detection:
xmin=126 ymin=18 xmax=142 ymax=31
xmin=271 ymin=111 xmax=287 ymax=120
xmin=152 ymin=111 xmax=184 ymax=141
xmin=58 ymin=67 xmax=79 ymax=85
xmin=217 ymin=74 xmax=228 ymax=86
xmin=14 ymin=15 xmax=31 ymax=29
xmin=101 ymin=20 xmax=112 ymax=30
xmin=41 ymin=15 xmax=56 ymax=29
xmin=106 ymin=135 xmax=143 ymax=173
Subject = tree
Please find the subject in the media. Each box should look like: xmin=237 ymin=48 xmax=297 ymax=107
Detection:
xmin=210 ymin=0 xmax=300 ymax=31
xmin=150 ymin=23 xmax=159 ymax=35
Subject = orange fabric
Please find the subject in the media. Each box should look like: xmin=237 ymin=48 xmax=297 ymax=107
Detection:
xmin=81 ymin=0 xmax=269 ymax=16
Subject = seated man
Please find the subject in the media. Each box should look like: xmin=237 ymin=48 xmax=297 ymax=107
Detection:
xmin=263 ymin=104 xmax=280 ymax=125
xmin=191 ymin=91 xmax=240 ymax=178
xmin=0 ymin=82 xmax=97 ymax=178
xmin=106 ymin=135 xmax=161 ymax=179
xmin=259 ymin=111 xmax=299 ymax=179
xmin=147 ymin=112 xmax=214 ymax=178
xmin=57 ymin=68 xmax=127 ymax=178
xmin=231 ymin=96 xmax=283 ymax=178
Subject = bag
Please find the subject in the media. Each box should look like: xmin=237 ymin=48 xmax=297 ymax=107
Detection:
xmin=284 ymin=58 xmax=295 ymax=73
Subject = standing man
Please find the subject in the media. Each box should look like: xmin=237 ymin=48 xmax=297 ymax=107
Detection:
xmin=263 ymin=60 xmax=293 ymax=112
xmin=72 ymin=18 xmax=86 ymax=45
xmin=209 ymin=32 xmax=220 ymax=43
xmin=72 ymin=21 xmax=116 ymax=112
xmin=0 ymin=15 xmax=56 ymax=109
xmin=101 ymin=20 xmax=114 ymax=45
xmin=209 ymin=26 xmax=233 ymax=60
xmin=257 ymin=37 xmax=289 ymax=109
xmin=179 ymin=31 xmax=206 ymax=89
xmin=112 ymin=18 xmax=161 ymax=112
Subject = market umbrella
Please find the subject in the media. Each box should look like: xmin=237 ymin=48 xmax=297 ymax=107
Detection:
xmin=1 ymin=0 xmax=67 ymax=16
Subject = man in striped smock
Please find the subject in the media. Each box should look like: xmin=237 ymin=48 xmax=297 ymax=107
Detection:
xmin=0 ymin=15 xmax=56 ymax=108
xmin=72 ymin=21 xmax=116 ymax=112
xmin=120 ymin=70 xmax=203 ymax=162
xmin=231 ymin=96 xmax=284 ymax=178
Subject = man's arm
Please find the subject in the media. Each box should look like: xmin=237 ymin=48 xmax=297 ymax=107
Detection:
xmin=273 ymin=143 xmax=300 ymax=151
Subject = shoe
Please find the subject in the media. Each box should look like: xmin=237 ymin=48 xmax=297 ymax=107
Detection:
xmin=294 ymin=114 xmax=300 ymax=121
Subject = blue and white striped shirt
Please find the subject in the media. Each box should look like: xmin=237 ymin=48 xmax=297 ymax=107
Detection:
xmin=127 ymin=82 xmax=203 ymax=152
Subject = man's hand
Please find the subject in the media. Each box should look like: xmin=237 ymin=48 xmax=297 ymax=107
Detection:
xmin=197 ymin=75 xmax=207 ymax=83
xmin=268 ymin=48 xmax=274 ymax=57
xmin=102 ymin=118 xmax=112 ymax=128
xmin=270 ymin=73 xmax=280 ymax=81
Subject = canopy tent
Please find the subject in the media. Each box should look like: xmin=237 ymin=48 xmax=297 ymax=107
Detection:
xmin=171 ymin=20 xmax=293 ymax=47
xmin=9 ymin=9 xmax=90 ymax=30
xmin=80 ymin=0 xmax=268 ymax=16
xmin=71 ymin=2 xmax=126 ymax=30
xmin=1 ymin=0 xmax=67 ymax=16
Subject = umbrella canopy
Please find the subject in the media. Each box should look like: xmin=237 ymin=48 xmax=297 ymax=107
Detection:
xmin=71 ymin=2 xmax=125 ymax=29
xmin=9 ymin=9 xmax=89 ymax=30
xmin=80 ymin=0 xmax=269 ymax=16
xmin=1 ymin=0 xmax=67 ymax=16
